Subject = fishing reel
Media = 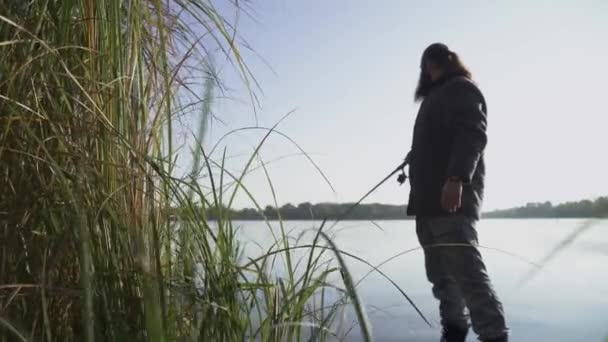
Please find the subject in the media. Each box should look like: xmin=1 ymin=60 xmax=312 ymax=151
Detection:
xmin=396 ymin=153 xmax=410 ymax=185
xmin=397 ymin=167 xmax=407 ymax=185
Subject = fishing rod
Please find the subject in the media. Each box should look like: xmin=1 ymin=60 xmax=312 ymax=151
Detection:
xmin=330 ymin=152 xmax=410 ymax=225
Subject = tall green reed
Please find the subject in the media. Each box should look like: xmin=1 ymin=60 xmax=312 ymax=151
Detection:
xmin=1 ymin=1 xmax=427 ymax=341
xmin=1 ymin=1 xmax=252 ymax=340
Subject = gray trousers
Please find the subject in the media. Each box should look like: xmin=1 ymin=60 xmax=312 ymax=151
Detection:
xmin=416 ymin=216 xmax=508 ymax=340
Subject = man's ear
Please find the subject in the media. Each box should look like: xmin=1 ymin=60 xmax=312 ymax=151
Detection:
xmin=425 ymin=61 xmax=437 ymax=74
xmin=421 ymin=61 xmax=429 ymax=73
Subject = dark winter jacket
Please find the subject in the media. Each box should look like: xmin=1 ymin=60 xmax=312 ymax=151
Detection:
xmin=407 ymin=74 xmax=487 ymax=219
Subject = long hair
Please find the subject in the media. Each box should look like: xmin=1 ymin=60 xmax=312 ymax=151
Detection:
xmin=414 ymin=43 xmax=472 ymax=102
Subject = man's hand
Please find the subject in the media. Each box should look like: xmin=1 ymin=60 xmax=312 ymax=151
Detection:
xmin=441 ymin=178 xmax=463 ymax=212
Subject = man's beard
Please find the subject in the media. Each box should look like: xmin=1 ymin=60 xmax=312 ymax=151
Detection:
xmin=414 ymin=70 xmax=432 ymax=102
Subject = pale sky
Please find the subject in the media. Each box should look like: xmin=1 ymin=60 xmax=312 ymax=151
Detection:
xmin=180 ymin=1 xmax=608 ymax=211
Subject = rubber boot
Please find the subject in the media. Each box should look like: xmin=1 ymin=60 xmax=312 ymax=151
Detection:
xmin=439 ymin=324 xmax=468 ymax=342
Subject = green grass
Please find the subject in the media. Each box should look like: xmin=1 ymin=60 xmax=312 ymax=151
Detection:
xmin=0 ymin=2 xmax=431 ymax=341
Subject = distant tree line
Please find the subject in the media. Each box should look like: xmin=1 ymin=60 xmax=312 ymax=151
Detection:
xmin=170 ymin=196 xmax=608 ymax=221
xmin=170 ymin=202 xmax=410 ymax=221
xmin=483 ymin=197 xmax=608 ymax=218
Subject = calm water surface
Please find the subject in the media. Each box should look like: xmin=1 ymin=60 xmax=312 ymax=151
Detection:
xmin=233 ymin=219 xmax=608 ymax=341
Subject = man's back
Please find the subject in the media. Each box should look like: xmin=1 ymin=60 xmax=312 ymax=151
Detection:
xmin=407 ymin=75 xmax=487 ymax=219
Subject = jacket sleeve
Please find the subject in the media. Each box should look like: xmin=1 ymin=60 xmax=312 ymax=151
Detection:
xmin=446 ymin=82 xmax=487 ymax=183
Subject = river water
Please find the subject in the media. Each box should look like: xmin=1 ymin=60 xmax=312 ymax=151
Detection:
xmin=232 ymin=219 xmax=608 ymax=341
